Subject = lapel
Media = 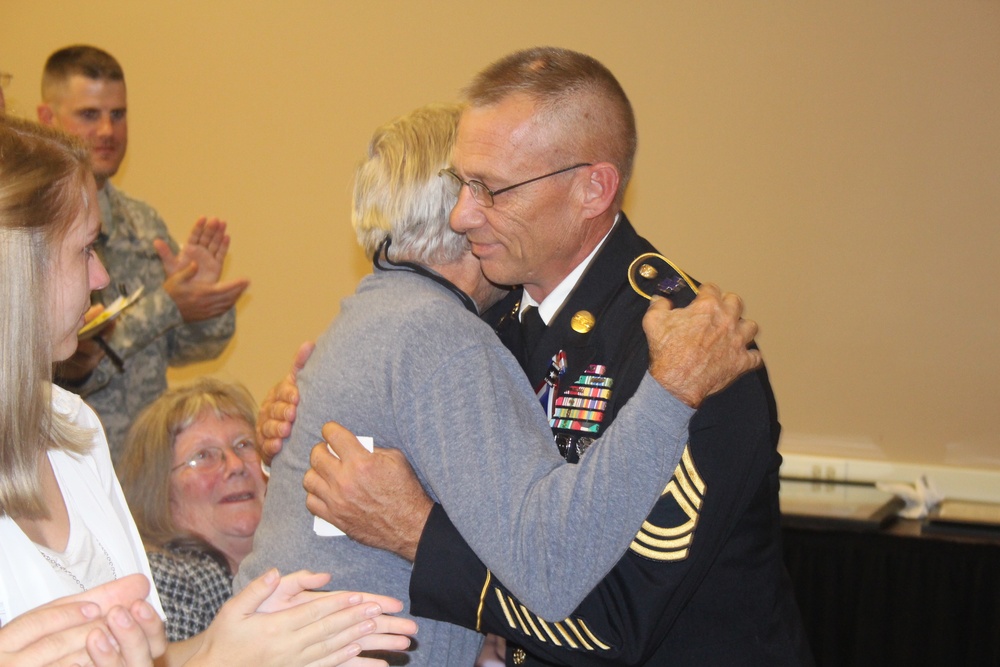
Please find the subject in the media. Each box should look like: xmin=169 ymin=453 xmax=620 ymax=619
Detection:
xmin=484 ymin=214 xmax=701 ymax=456
xmin=525 ymin=214 xmax=654 ymax=385
xmin=486 ymin=213 xmax=700 ymax=391
xmin=486 ymin=290 xmax=526 ymax=365
xmin=486 ymin=214 xmax=659 ymax=383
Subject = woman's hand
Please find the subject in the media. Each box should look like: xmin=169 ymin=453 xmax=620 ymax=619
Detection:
xmin=256 ymin=341 xmax=314 ymax=465
xmin=0 ymin=575 xmax=165 ymax=667
xmin=86 ymin=601 xmax=165 ymax=667
xmin=191 ymin=569 xmax=417 ymax=667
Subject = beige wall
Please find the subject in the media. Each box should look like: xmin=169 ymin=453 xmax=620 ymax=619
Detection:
xmin=4 ymin=1 xmax=998 ymax=472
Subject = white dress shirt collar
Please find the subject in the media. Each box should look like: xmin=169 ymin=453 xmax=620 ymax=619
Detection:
xmin=519 ymin=213 xmax=620 ymax=324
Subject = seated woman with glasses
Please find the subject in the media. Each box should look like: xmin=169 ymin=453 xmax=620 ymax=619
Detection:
xmin=118 ymin=378 xmax=267 ymax=641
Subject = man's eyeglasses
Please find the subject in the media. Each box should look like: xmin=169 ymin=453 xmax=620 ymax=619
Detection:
xmin=171 ymin=439 xmax=259 ymax=474
xmin=440 ymin=163 xmax=592 ymax=208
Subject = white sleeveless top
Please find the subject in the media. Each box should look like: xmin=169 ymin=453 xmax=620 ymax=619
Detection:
xmin=35 ymin=496 xmax=119 ymax=593
xmin=0 ymin=386 xmax=163 ymax=624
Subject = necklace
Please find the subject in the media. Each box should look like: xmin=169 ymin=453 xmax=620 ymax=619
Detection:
xmin=37 ymin=537 xmax=118 ymax=592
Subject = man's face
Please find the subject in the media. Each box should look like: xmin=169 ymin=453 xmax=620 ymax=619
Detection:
xmin=449 ymin=93 xmax=593 ymax=302
xmin=42 ymin=75 xmax=127 ymax=186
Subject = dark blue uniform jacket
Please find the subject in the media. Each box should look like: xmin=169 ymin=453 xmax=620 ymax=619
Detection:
xmin=409 ymin=215 xmax=814 ymax=666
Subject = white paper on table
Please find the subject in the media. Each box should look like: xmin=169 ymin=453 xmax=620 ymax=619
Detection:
xmin=312 ymin=436 xmax=374 ymax=537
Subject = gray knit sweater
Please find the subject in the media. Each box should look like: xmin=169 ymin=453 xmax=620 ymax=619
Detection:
xmin=237 ymin=268 xmax=692 ymax=665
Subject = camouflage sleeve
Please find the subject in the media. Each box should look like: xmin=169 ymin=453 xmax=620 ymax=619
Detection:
xmin=166 ymin=306 xmax=236 ymax=366
xmin=76 ymin=187 xmax=235 ymax=386
xmin=73 ymin=284 xmax=185 ymax=396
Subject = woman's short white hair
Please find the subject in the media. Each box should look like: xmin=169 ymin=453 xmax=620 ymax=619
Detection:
xmin=352 ymin=103 xmax=468 ymax=265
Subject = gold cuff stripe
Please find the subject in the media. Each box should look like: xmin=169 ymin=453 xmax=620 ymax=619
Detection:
xmin=518 ymin=604 xmax=548 ymax=643
xmin=492 ymin=590 xmax=612 ymax=653
xmin=507 ymin=596 xmax=531 ymax=635
xmin=537 ymin=617 xmax=563 ymax=646
xmin=476 ymin=570 xmax=492 ymax=632
xmin=494 ymin=587 xmax=515 ymax=631
xmin=554 ymin=621 xmax=580 ymax=649
xmin=578 ymin=619 xmax=612 ymax=650
xmin=563 ymin=618 xmax=595 ymax=651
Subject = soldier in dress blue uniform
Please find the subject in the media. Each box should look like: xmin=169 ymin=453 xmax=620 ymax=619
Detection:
xmin=263 ymin=47 xmax=813 ymax=666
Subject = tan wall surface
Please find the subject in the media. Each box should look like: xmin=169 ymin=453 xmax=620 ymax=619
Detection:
xmin=3 ymin=1 xmax=998 ymax=471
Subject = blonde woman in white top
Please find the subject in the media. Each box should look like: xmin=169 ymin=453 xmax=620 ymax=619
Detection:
xmin=0 ymin=115 xmax=417 ymax=666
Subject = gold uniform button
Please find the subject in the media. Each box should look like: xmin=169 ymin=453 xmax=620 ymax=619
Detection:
xmin=570 ymin=310 xmax=595 ymax=333
xmin=639 ymin=263 xmax=658 ymax=279
xmin=512 ymin=647 xmax=527 ymax=665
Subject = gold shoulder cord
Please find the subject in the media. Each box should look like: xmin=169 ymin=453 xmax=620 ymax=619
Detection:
xmin=627 ymin=252 xmax=699 ymax=300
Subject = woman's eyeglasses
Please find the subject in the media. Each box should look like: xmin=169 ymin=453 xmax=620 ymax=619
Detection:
xmin=171 ymin=439 xmax=259 ymax=473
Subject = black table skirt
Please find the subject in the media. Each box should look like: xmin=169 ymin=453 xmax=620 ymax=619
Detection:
xmin=782 ymin=523 xmax=1000 ymax=667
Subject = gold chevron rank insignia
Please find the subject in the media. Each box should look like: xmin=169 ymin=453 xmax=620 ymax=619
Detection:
xmin=630 ymin=445 xmax=705 ymax=561
xmin=492 ymin=587 xmax=613 ymax=654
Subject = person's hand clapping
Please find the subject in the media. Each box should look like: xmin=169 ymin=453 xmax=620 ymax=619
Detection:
xmin=0 ymin=574 xmax=165 ymax=667
xmin=156 ymin=217 xmax=249 ymax=322
xmin=190 ymin=569 xmax=416 ymax=667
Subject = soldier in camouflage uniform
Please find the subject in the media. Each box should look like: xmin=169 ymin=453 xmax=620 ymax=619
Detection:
xmin=38 ymin=45 xmax=247 ymax=459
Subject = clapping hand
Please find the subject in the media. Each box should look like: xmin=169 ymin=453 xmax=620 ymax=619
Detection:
xmin=0 ymin=574 xmax=165 ymax=667
xmin=157 ymin=217 xmax=249 ymax=322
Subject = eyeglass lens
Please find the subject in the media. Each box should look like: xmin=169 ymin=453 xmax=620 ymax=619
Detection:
xmin=184 ymin=440 xmax=258 ymax=471
xmin=440 ymin=169 xmax=494 ymax=207
xmin=439 ymin=163 xmax=591 ymax=208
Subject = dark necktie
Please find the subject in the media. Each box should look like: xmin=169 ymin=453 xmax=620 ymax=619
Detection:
xmin=520 ymin=305 xmax=546 ymax=355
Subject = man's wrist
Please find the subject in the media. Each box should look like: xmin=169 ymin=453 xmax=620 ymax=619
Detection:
xmin=650 ymin=364 xmax=704 ymax=408
xmin=398 ymin=499 xmax=434 ymax=562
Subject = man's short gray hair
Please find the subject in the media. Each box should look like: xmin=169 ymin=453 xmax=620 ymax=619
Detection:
xmin=464 ymin=47 xmax=637 ymax=205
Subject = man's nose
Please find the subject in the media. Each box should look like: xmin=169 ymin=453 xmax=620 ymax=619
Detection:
xmin=96 ymin=114 xmax=114 ymax=136
xmin=449 ymin=186 xmax=484 ymax=234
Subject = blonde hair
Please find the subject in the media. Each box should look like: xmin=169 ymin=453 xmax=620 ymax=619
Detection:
xmin=352 ymin=103 xmax=467 ymax=264
xmin=465 ymin=47 xmax=637 ymax=205
xmin=0 ymin=116 xmax=95 ymax=519
xmin=117 ymin=378 xmax=258 ymax=553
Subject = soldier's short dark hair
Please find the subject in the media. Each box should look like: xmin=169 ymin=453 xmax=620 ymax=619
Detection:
xmin=42 ymin=45 xmax=124 ymax=101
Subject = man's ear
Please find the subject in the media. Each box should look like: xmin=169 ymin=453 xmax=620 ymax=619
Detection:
xmin=580 ymin=162 xmax=620 ymax=219
xmin=37 ymin=103 xmax=55 ymax=126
